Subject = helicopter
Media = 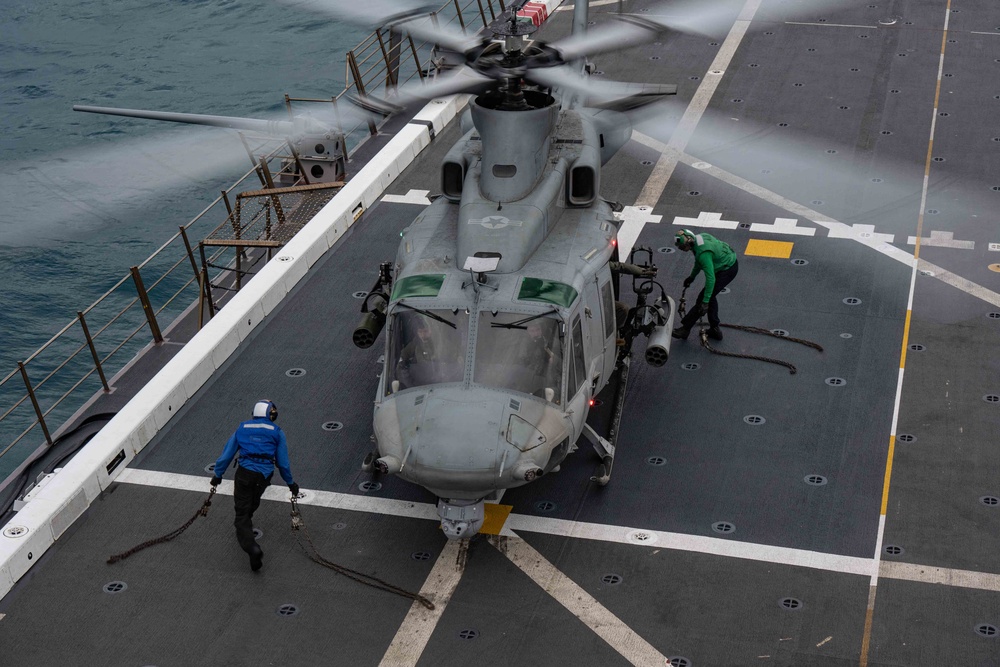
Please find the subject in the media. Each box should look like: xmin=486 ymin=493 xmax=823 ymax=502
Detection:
xmin=66 ymin=0 xmax=691 ymax=541
xmin=65 ymin=0 xmax=893 ymax=541
xmin=344 ymin=0 xmax=693 ymax=538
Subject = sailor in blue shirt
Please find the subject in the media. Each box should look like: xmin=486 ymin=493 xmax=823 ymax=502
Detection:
xmin=211 ymin=399 xmax=299 ymax=572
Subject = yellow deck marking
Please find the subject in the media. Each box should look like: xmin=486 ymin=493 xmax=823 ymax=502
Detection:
xmin=879 ymin=436 xmax=896 ymax=516
xmin=480 ymin=503 xmax=513 ymax=535
xmin=859 ymin=604 xmax=876 ymax=663
xmin=899 ymin=310 xmax=912 ymax=370
xmin=744 ymin=239 xmax=793 ymax=258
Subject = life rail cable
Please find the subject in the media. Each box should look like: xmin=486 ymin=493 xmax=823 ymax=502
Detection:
xmin=289 ymin=497 xmax=435 ymax=610
xmin=107 ymin=486 xmax=216 ymax=564
xmin=678 ymin=288 xmax=823 ymax=375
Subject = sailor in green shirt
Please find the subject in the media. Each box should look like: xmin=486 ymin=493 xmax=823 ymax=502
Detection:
xmin=672 ymin=229 xmax=739 ymax=341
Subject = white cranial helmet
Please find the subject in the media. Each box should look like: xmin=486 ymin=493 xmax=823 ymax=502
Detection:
xmin=252 ymin=400 xmax=278 ymax=421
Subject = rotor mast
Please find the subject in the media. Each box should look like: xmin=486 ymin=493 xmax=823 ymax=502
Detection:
xmin=490 ymin=4 xmax=538 ymax=110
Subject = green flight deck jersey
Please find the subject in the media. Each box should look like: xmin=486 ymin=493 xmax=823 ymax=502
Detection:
xmin=686 ymin=233 xmax=737 ymax=303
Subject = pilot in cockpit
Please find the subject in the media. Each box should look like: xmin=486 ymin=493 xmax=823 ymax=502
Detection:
xmin=520 ymin=320 xmax=559 ymax=399
xmin=522 ymin=321 xmax=555 ymax=367
xmin=395 ymin=317 xmax=461 ymax=389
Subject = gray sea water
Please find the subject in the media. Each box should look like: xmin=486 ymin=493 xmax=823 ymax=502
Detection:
xmin=0 ymin=0 xmax=369 ymax=471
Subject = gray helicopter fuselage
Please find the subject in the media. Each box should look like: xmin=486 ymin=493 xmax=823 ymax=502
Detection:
xmin=372 ymin=95 xmax=629 ymax=536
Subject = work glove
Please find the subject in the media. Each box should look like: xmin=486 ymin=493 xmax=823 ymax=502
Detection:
xmin=695 ymin=302 xmax=709 ymax=316
xmin=640 ymin=267 xmax=657 ymax=278
xmin=683 ymin=276 xmax=694 ymax=289
xmin=289 ymin=483 xmax=300 ymax=497
xmin=210 ymin=476 xmax=222 ymax=487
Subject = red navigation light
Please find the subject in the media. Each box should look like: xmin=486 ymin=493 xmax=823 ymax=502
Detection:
xmin=589 ymin=399 xmax=595 ymax=406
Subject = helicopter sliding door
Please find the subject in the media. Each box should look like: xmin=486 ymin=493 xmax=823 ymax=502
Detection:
xmin=597 ymin=267 xmax=617 ymax=384
xmin=564 ymin=315 xmax=590 ymax=435
xmin=582 ymin=275 xmax=612 ymax=392
xmin=568 ymin=316 xmax=587 ymax=401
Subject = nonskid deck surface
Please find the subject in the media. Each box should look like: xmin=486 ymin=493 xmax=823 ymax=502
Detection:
xmin=2 ymin=0 xmax=1000 ymax=665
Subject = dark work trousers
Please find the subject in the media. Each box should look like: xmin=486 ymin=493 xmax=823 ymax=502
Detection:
xmin=233 ymin=466 xmax=270 ymax=554
xmin=681 ymin=259 xmax=740 ymax=330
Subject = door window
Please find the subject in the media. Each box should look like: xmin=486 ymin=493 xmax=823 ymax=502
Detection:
xmin=600 ymin=281 xmax=615 ymax=339
xmin=570 ymin=316 xmax=586 ymax=396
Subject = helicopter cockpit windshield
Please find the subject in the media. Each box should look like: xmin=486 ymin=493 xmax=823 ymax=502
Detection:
xmin=387 ymin=307 xmax=469 ymax=393
xmin=474 ymin=311 xmax=563 ymax=404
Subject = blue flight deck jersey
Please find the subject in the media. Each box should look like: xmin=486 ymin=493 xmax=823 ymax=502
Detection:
xmin=214 ymin=417 xmax=295 ymax=485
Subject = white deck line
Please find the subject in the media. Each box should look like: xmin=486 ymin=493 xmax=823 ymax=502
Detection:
xmin=112 ymin=469 xmax=1000 ymax=595
xmin=118 ymin=468 xmax=441 ymax=521
xmin=378 ymin=540 xmax=466 ymax=667
xmin=0 ymin=94 xmax=469 ymax=599
xmin=504 ymin=512 xmax=876 ymax=577
xmin=880 ymin=561 xmax=1000 ymax=593
xmin=785 ymin=21 xmax=877 ymax=29
xmin=492 ymin=535 xmax=669 ymax=665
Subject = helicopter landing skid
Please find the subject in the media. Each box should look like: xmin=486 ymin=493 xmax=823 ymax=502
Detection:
xmin=585 ymin=354 xmax=631 ymax=486
xmin=584 ymin=424 xmax=615 ymax=486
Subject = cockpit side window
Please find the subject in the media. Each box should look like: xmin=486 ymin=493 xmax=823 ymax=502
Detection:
xmin=385 ymin=308 xmax=468 ymax=394
xmin=474 ymin=312 xmax=563 ymax=404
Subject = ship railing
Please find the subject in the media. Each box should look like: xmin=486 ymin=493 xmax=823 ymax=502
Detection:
xmin=0 ymin=146 xmax=296 ymax=482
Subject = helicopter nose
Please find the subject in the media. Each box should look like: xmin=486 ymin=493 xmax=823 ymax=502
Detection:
xmin=374 ymin=388 xmax=557 ymax=498
xmin=411 ymin=392 xmax=505 ymax=474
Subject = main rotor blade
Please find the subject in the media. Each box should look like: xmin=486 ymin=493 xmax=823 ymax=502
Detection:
xmin=650 ymin=0 xmax=877 ymax=38
xmin=627 ymin=99 xmax=955 ymax=231
xmin=526 ymin=67 xmax=676 ymax=109
xmin=351 ymin=66 xmax=494 ymax=115
xmin=546 ymin=0 xmax=863 ymax=62
xmin=283 ymin=0 xmax=485 ymax=54
xmin=73 ymin=105 xmax=297 ymax=135
xmin=0 ymin=127 xmax=264 ymax=245
xmin=628 ymin=0 xmax=746 ymax=39
xmin=545 ymin=11 xmax=679 ymax=62
xmin=73 ymin=103 xmax=379 ymax=140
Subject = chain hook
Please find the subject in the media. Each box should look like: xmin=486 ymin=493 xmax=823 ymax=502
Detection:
xmin=198 ymin=485 xmax=217 ymax=517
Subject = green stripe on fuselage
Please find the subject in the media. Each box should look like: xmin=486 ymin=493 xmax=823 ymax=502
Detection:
xmin=517 ymin=278 xmax=577 ymax=308
xmin=391 ymin=274 xmax=445 ymax=300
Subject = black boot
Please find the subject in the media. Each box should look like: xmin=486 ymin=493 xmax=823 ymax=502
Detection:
xmin=249 ymin=544 xmax=264 ymax=572
xmin=672 ymin=326 xmax=691 ymax=340
xmin=707 ymin=326 xmax=723 ymax=341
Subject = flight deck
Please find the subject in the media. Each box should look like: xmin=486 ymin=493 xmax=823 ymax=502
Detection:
xmin=2 ymin=0 xmax=999 ymax=665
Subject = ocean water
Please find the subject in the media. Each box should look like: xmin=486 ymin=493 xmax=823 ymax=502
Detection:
xmin=0 ymin=0 xmax=370 ymax=469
